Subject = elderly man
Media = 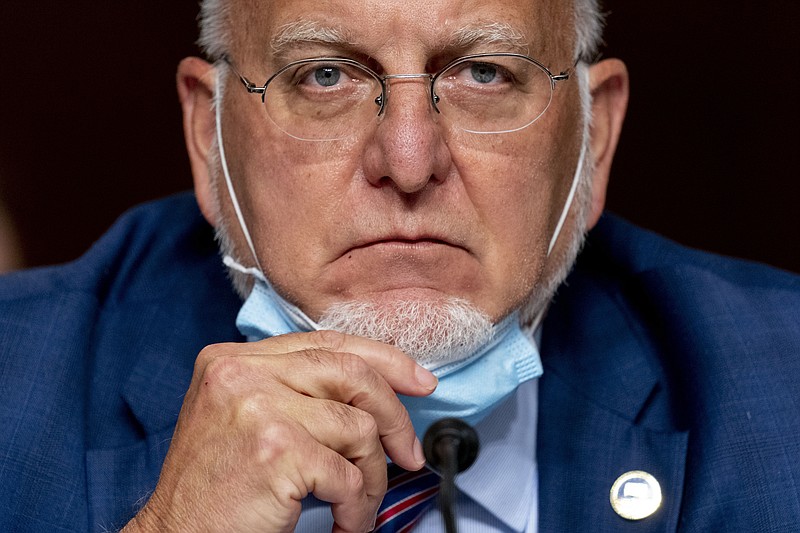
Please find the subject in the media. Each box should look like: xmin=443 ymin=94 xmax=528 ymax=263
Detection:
xmin=1 ymin=0 xmax=799 ymax=531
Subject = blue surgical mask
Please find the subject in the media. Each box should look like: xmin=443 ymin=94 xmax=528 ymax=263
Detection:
xmin=398 ymin=313 xmax=542 ymax=437
xmin=224 ymin=257 xmax=543 ymax=438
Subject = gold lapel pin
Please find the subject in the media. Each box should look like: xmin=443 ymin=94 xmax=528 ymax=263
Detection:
xmin=610 ymin=470 xmax=663 ymax=520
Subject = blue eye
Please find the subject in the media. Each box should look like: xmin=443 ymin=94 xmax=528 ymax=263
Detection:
xmin=470 ymin=63 xmax=497 ymax=83
xmin=315 ymin=67 xmax=341 ymax=87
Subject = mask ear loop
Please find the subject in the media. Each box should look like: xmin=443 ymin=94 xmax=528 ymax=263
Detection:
xmin=214 ymin=68 xmax=321 ymax=330
xmin=215 ymin=68 xmax=264 ymax=274
xmin=524 ymin=137 xmax=588 ymax=336
xmin=546 ymin=138 xmax=587 ymax=257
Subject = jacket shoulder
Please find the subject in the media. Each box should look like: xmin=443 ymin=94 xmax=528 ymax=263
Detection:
xmin=0 ymin=192 xmax=220 ymax=304
xmin=0 ymin=193 xmax=235 ymax=532
xmin=585 ymin=213 xmax=800 ymax=293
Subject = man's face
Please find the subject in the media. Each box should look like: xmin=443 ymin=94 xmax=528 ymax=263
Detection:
xmin=211 ymin=0 xmax=588 ymax=323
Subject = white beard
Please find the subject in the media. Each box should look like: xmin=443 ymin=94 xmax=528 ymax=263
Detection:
xmin=318 ymin=298 xmax=493 ymax=368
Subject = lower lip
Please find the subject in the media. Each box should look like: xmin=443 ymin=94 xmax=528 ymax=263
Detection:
xmin=342 ymin=240 xmax=462 ymax=259
xmin=358 ymin=240 xmax=445 ymax=252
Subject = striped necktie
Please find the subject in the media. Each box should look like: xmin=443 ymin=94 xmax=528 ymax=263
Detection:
xmin=373 ymin=463 xmax=440 ymax=532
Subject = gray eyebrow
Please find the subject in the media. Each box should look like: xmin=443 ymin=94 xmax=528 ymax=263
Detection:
xmin=269 ymin=19 xmax=530 ymax=60
xmin=270 ymin=20 xmax=356 ymax=56
xmin=447 ymin=22 xmax=530 ymax=55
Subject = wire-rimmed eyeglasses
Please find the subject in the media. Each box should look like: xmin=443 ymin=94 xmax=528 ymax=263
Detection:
xmin=222 ymin=53 xmax=572 ymax=141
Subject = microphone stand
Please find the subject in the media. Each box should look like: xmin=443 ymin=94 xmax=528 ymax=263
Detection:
xmin=423 ymin=418 xmax=480 ymax=533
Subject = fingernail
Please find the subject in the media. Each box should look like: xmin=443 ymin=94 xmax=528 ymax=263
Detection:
xmin=413 ymin=437 xmax=426 ymax=466
xmin=368 ymin=511 xmax=378 ymax=531
xmin=415 ymin=365 xmax=438 ymax=391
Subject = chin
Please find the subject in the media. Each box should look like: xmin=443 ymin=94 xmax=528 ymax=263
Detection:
xmin=317 ymin=293 xmax=494 ymax=366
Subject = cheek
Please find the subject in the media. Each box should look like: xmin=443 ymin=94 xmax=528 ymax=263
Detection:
xmin=453 ymin=133 xmax=559 ymax=244
xmin=227 ymin=132 xmax=364 ymax=279
xmin=448 ymin=132 xmax=570 ymax=313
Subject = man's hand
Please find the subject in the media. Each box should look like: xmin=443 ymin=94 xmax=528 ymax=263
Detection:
xmin=122 ymin=330 xmax=437 ymax=533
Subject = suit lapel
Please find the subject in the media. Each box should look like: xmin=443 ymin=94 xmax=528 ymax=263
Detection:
xmin=537 ymin=260 xmax=689 ymax=532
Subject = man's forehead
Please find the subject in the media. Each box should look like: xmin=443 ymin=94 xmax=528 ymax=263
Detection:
xmin=230 ymin=0 xmax=573 ymax=61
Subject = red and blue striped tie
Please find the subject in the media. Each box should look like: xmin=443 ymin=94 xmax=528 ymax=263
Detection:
xmin=373 ymin=463 xmax=440 ymax=532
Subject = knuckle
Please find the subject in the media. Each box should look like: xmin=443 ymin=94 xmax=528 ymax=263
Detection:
xmin=320 ymin=399 xmax=353 ymax=430
xmin=337 ymin=351 xmax=372 ymax=381
xmin=350 ymin=408 xmax=380 ymax=443
xmin=320 ymin=401 xmax=378 ymax=443
xmin=321 ymin=401 xmax=381 ymax=457
xmin=236 ymin=392 xmax=269 ymax=420
xmin=337 ymin=459 xmax=366 ymax=497
xmin=338 ymin=353 xmax=386 ymax=403
xmin=195 ymin=342 xmax=229 ymax=369
xmin=297 ymin=347 xmax=374 ymax=384
xmin=201 ymin=352 xmax=245 ymax=392
xmin=254 ymin=419 xmax=299 ymax=465
xmin=310 ymin=329 xmax=348 ymax=352
xmin=298 ymin=346 xmax=326 ymax=367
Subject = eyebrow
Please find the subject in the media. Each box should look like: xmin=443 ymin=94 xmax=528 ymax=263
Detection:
xmin=270 ymin=20 xmax=356 ymax=57
xmin=447 ymin=22 xmax=530 ymax=55
xmin=269 ymin=19 xmax=531 ymax=60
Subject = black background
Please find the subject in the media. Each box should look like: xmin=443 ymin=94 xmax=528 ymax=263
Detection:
xmin=1 ymin=1 xmax=798 ymax=271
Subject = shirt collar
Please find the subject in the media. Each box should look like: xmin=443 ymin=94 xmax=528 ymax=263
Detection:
xmin=454 ymin=377 xmax=539 ymax=531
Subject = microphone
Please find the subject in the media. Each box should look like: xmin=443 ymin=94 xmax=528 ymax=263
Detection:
xmin=423 ymin=418 xmax=480 ymax=533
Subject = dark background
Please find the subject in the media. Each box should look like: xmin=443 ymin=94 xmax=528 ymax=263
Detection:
xmin=1 ymin=1 xmax=798 ymax=272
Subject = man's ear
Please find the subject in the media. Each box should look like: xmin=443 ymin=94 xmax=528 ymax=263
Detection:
xmin=585 ymin=58 xmax=629 ymax=229
xmin=177 ymin=57 xmax=219 ymax=227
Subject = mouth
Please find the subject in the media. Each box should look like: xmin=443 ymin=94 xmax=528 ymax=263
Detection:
xmin=343 ymin=236 xmax=469 ymax=257
xmin=324 ymin=233 xmax=481 ymax=302
xmin=350 ymin=237 xmax=452 ymax=250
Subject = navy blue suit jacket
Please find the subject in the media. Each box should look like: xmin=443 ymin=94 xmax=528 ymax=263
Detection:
xmin=1 ymin=193 xmax=798 ymax=531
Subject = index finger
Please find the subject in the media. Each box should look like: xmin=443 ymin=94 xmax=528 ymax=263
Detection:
xmin=250 ymin=330 xmax=438 ymax=397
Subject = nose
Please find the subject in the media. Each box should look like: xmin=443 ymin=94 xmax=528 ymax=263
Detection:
xmin=361 ymin=76 xmax=452 ymax=194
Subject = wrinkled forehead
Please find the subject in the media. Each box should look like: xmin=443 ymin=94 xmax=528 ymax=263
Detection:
xmin=227 ymin=0 xmax=574 ymax=65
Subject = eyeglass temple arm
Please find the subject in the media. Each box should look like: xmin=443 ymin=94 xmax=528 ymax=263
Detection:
xmin=220 ymin=55 xmax=266 ymax=95
xmin=551 ymin=54 xmax=593 ymax=85
xmin=551 ymin=55 xmax=583 ymax=87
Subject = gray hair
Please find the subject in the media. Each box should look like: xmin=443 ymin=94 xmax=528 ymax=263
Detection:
xmin=197 ymin=0 xmax=605 ymax=63
xmin=573 ymin=0 xmax=605 ymax=62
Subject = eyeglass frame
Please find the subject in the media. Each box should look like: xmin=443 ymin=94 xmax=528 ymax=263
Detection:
xmin=221 ymin=52 xmax=573 ymax=134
